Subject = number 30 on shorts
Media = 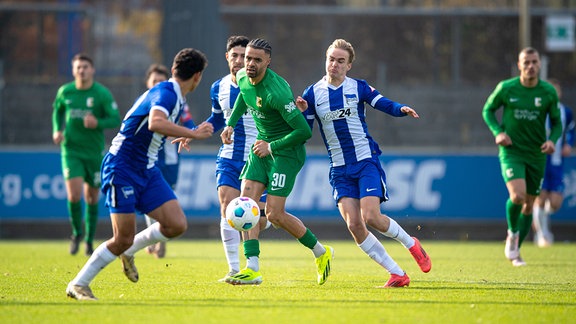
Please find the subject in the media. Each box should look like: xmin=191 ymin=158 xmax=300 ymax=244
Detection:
xmin=271 ymin=173 xmax=286 ymax=189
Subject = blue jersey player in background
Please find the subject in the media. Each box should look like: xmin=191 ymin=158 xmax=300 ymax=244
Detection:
xmin=142 ymin=63 xmax=196 ymax=259
xmin=205 ymin=36 xmax=269 ymax=282
xmin=533 ymin=78 xmax=575 ymax=247
xmin=296 ymin=39 xmax=431 ymax=288
xmin=66 ymin=48 xmax=214 ymax=301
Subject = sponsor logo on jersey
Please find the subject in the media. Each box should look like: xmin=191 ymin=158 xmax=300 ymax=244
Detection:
xmin=248 ymin=107 xmax=265 ymax=119
xmin=69 ymin=109 xmax=87 ymax=119
xmin=510 ymin=98 xmax=519 ymax=102
xmin=514 ymin=109 xmax=540 ymax=121
xmin=320 ymin=108 xmax=357 ymax=122
xmin=87 ymin=97 xmax=94 ymax=107
xmin=284 ymin=101 xmax=297 ymax=113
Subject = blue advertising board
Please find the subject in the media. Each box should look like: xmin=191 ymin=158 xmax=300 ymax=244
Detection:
xmin=1 ymin=150 xmax=575 ymax=221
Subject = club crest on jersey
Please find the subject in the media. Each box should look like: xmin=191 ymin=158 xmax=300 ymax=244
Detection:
xmin=534 ymin=97 xmax=542 ymax=107
xmin=284 ymin=101 xmax=297 ymax=113
xmin=86 ymin=97 xmax=94 ymax=107
xmin=345 ymin=94 xmax=358 ymax=106
xmin=257 ymin=97 xmax=262 ymax=107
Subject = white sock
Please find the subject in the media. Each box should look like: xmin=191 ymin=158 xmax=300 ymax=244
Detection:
xmin=533 ymin=206 xmax=544 ymax=233
xmin=247 ymin=256 xmax=259 ymax=272
xmin=382 ymin=218 xmax=415 ymax=249
xmin=220 ymin=217 xmax=241 ymax=273
xmin=358 ymin=232 xmax=404 ymax=275
xmin=311 ymin=242 xmax=326 ymax=258
xmin=144 ymin=214 xmax=156 ymax=227
xmin=123 ymin=222 xmax=169 ymax=257
xmin=69 ymin=243 xmax=116 ymax=287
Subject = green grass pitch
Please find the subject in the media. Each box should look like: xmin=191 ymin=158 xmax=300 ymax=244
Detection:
xmin=1 ymin=239 xmax=574 ymax=323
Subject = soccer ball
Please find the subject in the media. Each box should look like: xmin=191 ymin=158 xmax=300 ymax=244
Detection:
xmin=225 ymin=196 xmax=260 ymax=231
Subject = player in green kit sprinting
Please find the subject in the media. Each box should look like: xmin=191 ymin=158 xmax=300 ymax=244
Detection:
xmin=52 ymin=53 xmax=121 ymax=256
xmin=221 ymin=38 xmax=333 ymax=285
xmin=482 ymin=47 xmax=562 ymax=266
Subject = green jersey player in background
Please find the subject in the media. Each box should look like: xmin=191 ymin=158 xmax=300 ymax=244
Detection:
xmin=52 ymin=53 xmax=121 ymax=256
xmin=220 ymin=38 xmax=333 ymax=285
xmin=482 ymin=47 xmax=562 ymax=267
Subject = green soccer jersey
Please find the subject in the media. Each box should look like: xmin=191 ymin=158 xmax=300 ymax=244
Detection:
xmin=227 ymin=68 xmax=311 ymax=152
xmin=482 ymin=77 xmax=562 ymax=160
xmin=52 ymin=81 xmax=120 ymax=159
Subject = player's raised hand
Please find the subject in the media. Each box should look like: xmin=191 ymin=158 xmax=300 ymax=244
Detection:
xmin=52 ymin=131 xmax=63 ymax=145
xmin=495 ymin=132 xmax=512 ymax=147
xmin=192 ymin=121 xmax=214 ymax=140
xmin=400 ymin=106 xmax=419 ymax=118
xmin=83 ymin=113 xmax=98 ymax=128
xmin=221 ymin=126 xmax=234 ymax=145
xmin=541 ymin=140 xmax=555 ymax=154
xmin=295 ymin=96 xmax=308 ymax=112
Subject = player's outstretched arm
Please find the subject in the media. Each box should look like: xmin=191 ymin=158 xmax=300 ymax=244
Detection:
xmin=400 ymin=106 xmax=419 ymax=118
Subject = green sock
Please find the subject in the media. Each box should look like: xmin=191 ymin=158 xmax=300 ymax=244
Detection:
xmin=506 ymin=199 xmax=522 ymax=233
xmin=85 ymin=204 xmax=99 ymax=244
xmin=518 ymin=213 xmax=533 ymax=247
xmin=243 ymin=239 xmax=260 ymax=258
xmin=298 ymin=228 xmax=318 ymax=250
xmin=67 ymin=201 xmax=83 ymax=237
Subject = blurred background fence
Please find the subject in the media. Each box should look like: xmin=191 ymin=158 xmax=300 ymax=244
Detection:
xmin=1 ymin=0 xmax=575 ymax=240
xmin=1 ymin=0 xmax=575 ymax=149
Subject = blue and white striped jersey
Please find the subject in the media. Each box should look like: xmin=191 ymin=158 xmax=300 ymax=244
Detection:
xmin=108 ymin=79 xmax=185 ymax=170
xmin=302 ymin=76 xmax=406 ymax=167
xmin=207 ymin=74 xmax=257 ymax=161
xmin=547 ymin=103 xmax=575 ymax=166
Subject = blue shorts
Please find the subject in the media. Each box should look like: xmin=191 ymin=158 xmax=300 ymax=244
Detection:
xmin=101 ymin=160 xmax=176 ymax=214
xmin=216 ymin=157 xmax=245 ymax=191
xmin=330 ymin=157 xmax=389 ymax=204
xmin=542 ymin=163 xmax=564 ymax=193
xmin=215 ymin=157 xmax=266 ymax=203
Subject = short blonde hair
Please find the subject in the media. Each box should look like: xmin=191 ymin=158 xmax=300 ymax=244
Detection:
xmin=327 ymin=39 xmax=355 ymax=63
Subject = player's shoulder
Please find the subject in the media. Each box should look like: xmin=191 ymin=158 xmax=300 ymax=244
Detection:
xmin=491 ymin=77 xmax=519 ymax=96
xmin=345 ymin=76 xmax=371 ymax=89
xmin=57 ymin=82 xmax=76 ymax=94
xmin=538 ymin=79 xmax=558 ymax=95
xmin=264 ymin=68 xmax=291 ymax=91
xmin=92 ymin=81 xmax=112 ymax=92
xmin=211 ymin=74 xmax=233 ymax=89
xmin=498 ymin=77 xmax=519 ymax=89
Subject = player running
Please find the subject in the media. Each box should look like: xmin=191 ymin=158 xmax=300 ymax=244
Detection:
xmin=296 ymin=39 xmax=430 ymax=288
xmin=66 ymin=48 xmax=213 ymax=300
xmin=220 ymin=38 xmax=333 ymax=286
xmin=52 ymin=53 xmax=121 ymax=256
xmin=482 ymin=47 xmax=562 ymax=266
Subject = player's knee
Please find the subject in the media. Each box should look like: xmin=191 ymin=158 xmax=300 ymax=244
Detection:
xmin=510 ymin=193 xmax=526 ymax=205
xmin=265 ymin=208 xmax=283 ymax=224
xmin=113 ymin=235 xmax=134 ymax=252
xmin=168 ymin=219 xmax=187 ymax=238
xmin=347 ymin=220 xmax=366 ymax=236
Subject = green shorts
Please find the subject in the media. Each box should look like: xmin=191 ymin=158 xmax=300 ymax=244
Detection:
xmin=499 ymin=154 xmax=545 ymax=196
xmin=61 ymin=154 xmax=102 ymax=188
xmin=240 ymin=145 xmax=306 ymax=197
